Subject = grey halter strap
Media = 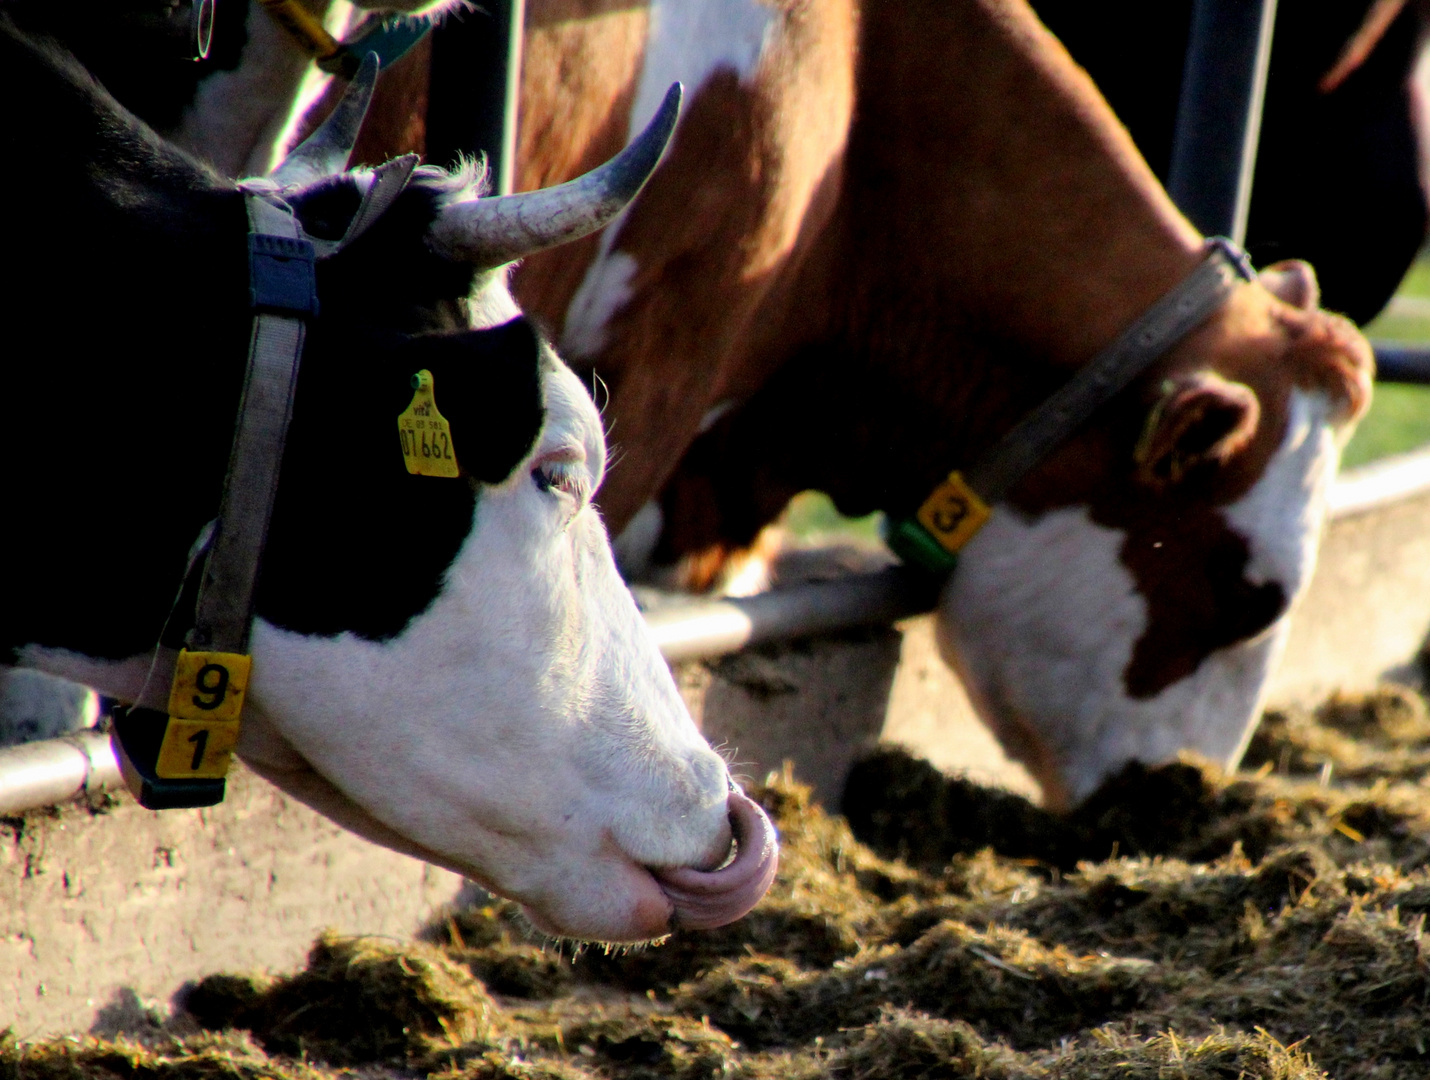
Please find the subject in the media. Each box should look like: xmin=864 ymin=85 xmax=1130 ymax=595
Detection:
xmin=884 ymin=237 xmax=1257 ymax=575
xmin=112 ymin=173 xmax=414 ymax=811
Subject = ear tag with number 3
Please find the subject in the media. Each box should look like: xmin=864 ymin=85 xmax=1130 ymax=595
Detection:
xmin=398 ymin=369 xmax=460 ymax=478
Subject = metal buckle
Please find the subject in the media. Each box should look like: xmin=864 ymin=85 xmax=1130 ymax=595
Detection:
xmin=1205 ymin=235 xmax=1257 ymax=282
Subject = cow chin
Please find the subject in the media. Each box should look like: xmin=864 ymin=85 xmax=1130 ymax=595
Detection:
xmin=936 ymin=388 xmax=1343 ymax=810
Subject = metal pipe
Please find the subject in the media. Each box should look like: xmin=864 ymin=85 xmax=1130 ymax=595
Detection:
xmin=0 ymin=731 xmax=120 ymax=817
xmin=645 ymin=568 xmax=942 ymax=663
xmin=648 ymin=444 xmax=1430 ymax=664
xmin=1372 ymin=342 xmax=1430 ymax=384
xmin=1167 ymin=0 xmax=1279 ymax=243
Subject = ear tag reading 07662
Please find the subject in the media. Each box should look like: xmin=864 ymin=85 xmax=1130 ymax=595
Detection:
xmin=398 ymin=369 xmax=459 ymax=477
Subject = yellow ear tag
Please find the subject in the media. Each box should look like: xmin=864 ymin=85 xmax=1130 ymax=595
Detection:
xmin=915 ymin=470 xmax=993 ymax=555
xmin=397 ymin=369 xmax=460 ymax=478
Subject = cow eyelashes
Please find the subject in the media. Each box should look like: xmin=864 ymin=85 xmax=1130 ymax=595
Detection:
xmin=532 ymin=458 xmax=589 ymax=503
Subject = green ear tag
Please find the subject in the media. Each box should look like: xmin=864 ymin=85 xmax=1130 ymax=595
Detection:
xmin=398 ymin=369 xmax=460 ymax=478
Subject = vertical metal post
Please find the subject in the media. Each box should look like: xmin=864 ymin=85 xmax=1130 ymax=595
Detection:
xmin=1166 ymin=0 xmax=1279 ymax=243
xmin=425 ymin=0 xmax=525 ymax=195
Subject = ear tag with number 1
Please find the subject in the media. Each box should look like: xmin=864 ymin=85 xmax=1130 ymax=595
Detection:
xmin=398 ymin=369 xmax=460 ymax=477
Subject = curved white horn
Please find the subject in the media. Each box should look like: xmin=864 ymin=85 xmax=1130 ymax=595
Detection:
xmin=269 ymin=52 xmax=380 ymax=187
xmin=428 ymin=82 xmax=682 ymax=268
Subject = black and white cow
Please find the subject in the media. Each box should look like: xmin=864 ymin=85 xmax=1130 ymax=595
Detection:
xmin=0 ymin=15 xmax=776 ymax=943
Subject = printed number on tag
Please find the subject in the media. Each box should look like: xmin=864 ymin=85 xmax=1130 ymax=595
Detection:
xmin=915 ymin=471 xmax=992 ymax=555
xmin=398 ymin=369 xmax=460 ymax=478
xmin=169 ymin=650 xmax=251 ymax=722
xmin=156 ymin=717 xmax=241 ymax=779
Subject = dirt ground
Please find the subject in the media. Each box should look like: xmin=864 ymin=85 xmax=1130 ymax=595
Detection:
xmin=10 ymin=683 xmax=1430 ymax=1080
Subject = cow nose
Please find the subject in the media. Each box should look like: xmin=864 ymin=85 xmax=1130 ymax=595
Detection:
xmin=691 ymin=747 xmax=728 ymax=797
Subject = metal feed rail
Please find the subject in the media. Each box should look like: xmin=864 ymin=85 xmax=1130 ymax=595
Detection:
xmin=1 ymin=447 xmax=1427 ymax=818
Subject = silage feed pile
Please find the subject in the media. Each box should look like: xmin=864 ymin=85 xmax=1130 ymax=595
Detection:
xmin=11 ymin=686 xmax=1430 ymax=1079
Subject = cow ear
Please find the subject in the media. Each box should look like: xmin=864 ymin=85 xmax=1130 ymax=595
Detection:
xmin=1259 ymin=259 xmax=1319 ymax=311
xmin=1134 ymin=372 xmax=1260 ymax=490
xmin=393 ymin=319 xmax=546 ymax=484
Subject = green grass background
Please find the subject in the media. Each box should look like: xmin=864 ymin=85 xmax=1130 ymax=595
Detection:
xmin=1352 ymin=256 xmax=1430 ymax=467
xmin=783 ymin=260 xmax=1430 ymax=540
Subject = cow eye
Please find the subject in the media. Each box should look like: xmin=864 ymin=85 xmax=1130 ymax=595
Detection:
xmin=532 ymin=457 xmax=588 ymax=503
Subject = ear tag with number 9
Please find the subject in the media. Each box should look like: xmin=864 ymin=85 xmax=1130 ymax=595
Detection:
xmin=398 ymin=369 xmax=460 ymax=478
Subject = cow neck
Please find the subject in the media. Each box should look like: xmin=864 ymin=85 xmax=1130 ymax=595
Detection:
xmin=883 ymin=237 xmax=1256 ymax=576
xmin=112 ymin=168 xmax=415 ymax=811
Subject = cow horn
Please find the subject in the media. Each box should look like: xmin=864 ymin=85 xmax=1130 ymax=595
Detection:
xmin=269 ymin=52 xmax=380 ymax=187
xmin=428 ymin=82 xmax=682 ymax=268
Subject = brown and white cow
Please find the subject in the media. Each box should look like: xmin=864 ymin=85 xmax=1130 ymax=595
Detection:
xmin=67 ymin=0 xmax=1374 ymax=808
xmin=504 ymin=0 xmax=1373 ymax=807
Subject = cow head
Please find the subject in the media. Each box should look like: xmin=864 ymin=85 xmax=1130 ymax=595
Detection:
xmin=229 ymin=80 xmax=775 ymax=942
xmin=938 ymin=260 xmax=1373 ymax=808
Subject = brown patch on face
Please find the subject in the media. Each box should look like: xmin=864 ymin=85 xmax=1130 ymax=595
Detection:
xmin=509 ymin=0 xmax=649 ymax=329
xmin=1117 ymin=504 xmax=1289 ymax=699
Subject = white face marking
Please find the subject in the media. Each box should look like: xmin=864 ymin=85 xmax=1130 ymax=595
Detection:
xmin=938 ymin=388 xmax=1342 ymax=805
xmin=561 ymin=0 xmax=777 ymax=356
xmin=467 ymin=266 xmax=525 ymax=330
xmin=1224 ymin=390 xmax=1339 ymax=593
xmin=635 ymin=0 xmax=776 ymax=132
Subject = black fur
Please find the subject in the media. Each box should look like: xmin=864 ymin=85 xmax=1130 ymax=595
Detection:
xmin=0 ymin=16 xmax=545 ymax=661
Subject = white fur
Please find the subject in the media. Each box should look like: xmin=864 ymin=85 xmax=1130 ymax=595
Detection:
xmin=561 ymin=0 xmax=777 ymax=358
xmin=634 ymin=0 xmax=775 ymax=134
xmin=939 ymin=388 xmax=1341 ymax=804
xmin=25 ymin=285 xmax=732 ymax=943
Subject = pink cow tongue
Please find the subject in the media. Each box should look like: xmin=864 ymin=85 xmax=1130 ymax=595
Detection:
xmin=652 ymin=789 xmax=779 ymax=930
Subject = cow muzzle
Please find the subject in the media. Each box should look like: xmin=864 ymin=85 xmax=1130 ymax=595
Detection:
xmin=650 ymin=789 xmax=779 ymax=931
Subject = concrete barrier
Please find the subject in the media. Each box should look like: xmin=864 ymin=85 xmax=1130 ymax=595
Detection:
xmin=0 ymin=765 xmax=463 ymax=1039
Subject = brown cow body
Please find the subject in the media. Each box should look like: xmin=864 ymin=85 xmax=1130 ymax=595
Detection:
xmin=508 ymin=0 xmax=1372 ymax=805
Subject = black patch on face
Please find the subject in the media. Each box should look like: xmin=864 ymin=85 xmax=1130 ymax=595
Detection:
xmin=254 ymin=319 xmax=546 ymax=642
